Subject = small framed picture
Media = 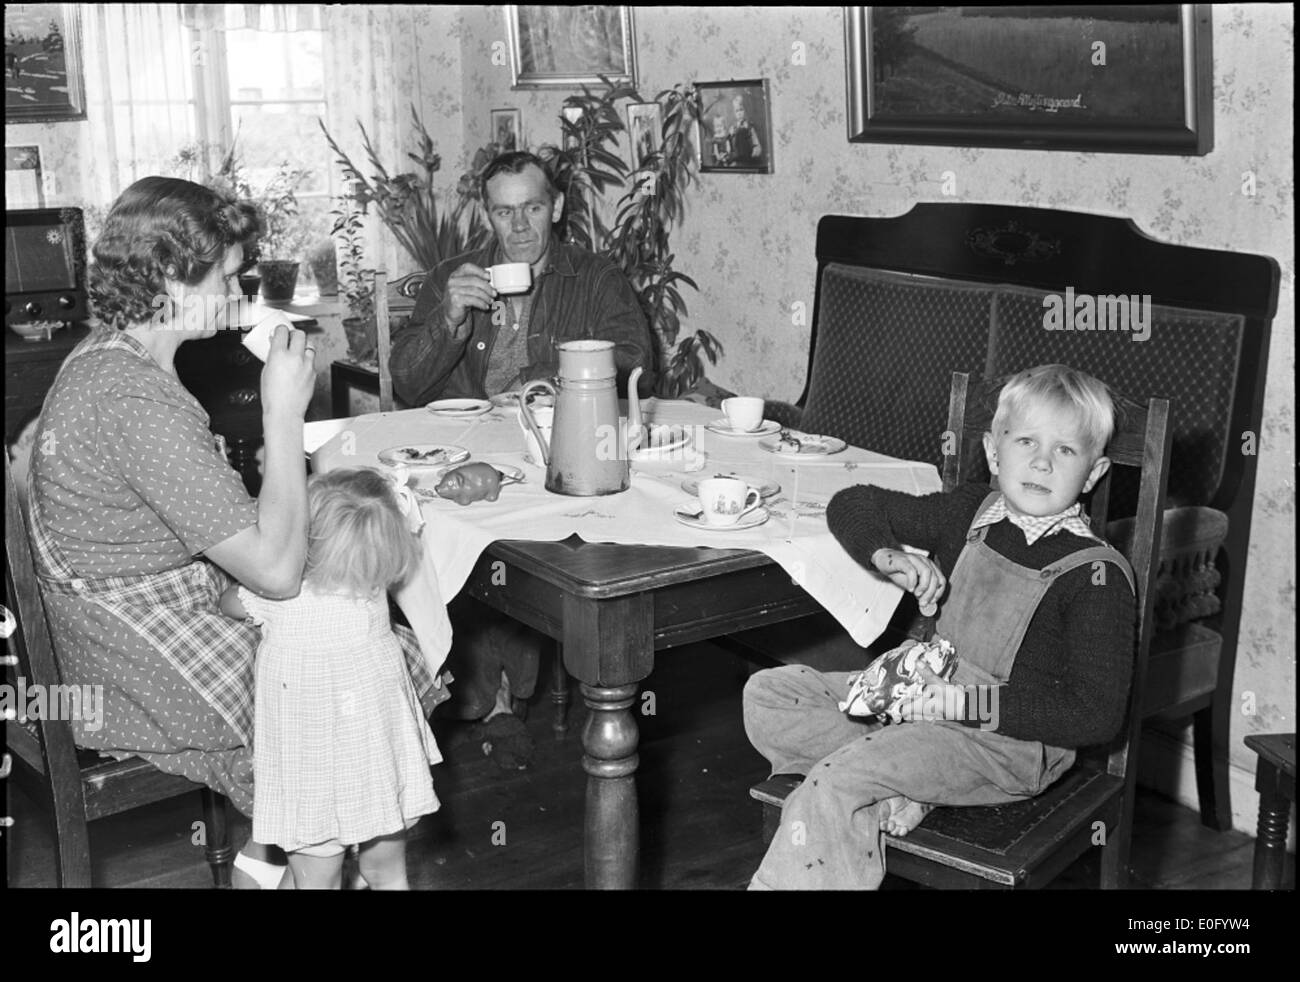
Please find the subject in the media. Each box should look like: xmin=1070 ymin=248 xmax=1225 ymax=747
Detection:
xmin=5 ymin=145 xmax=45 ymax=207
xmin=625 ymin=102 xmax=663 ymax=168
xmin=696 ymin=79 xmax=773 ymax=174
xmin=491 ymin=108 xmax=523 ymax=153
xmin=561 ymin=105 xmax=585 ymax=151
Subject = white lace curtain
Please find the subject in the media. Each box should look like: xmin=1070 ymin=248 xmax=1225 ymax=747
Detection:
xmin=181 ymin=4 xmax=323 ymax=33
xmin=80 ymin=3 xmax=322 ymax=204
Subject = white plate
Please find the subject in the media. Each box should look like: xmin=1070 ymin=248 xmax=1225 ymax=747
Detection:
xmin=427 ymin=398 xmax=492 ymax=418
xmin=632 ymin=423 xmax=692 ymax=456
xmin=680 ymin=473 xmax=781 ymax=499
xmin=760 ymin=431 xmax=847 ymax=456
xmin=705 ymin=418 xmax=781 ymax=438
xmin=377 ymin=444 xmax=470 ymax=468
xmin=674 ymin=504 xmax=770 ymax=532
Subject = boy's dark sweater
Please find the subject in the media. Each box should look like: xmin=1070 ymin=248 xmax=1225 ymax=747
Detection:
xmin=825 ymin=482 xmax=1135 ymax=749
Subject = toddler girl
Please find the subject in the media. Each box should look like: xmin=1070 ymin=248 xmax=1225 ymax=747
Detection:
xmin=221 ymin=467 xmax=442 ymax=889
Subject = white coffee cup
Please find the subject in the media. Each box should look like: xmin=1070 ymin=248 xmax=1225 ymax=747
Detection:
xmin=241 ymin=310 xmax=293 ymax=362
xmin=488 ymin=262 xmax=532 ymax=295
xmin=519 ymin=405 xmax=553 ymax=465
xmin=721 ymin=396 xmax=765 ymax=432
xmin=697 ymin=477 xmax=762 ymax=527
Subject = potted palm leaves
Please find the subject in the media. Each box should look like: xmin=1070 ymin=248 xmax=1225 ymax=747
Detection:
xmin=319 ymin=106 xmax=490 ymax=274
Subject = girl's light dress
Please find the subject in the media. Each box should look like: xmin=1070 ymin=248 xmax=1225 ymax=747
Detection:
xmin=239 ymin=583 xmax=442 ymax=852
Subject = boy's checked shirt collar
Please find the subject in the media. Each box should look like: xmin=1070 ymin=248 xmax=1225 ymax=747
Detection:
xmin=971 ymin=494 xmax=1100 ymax=545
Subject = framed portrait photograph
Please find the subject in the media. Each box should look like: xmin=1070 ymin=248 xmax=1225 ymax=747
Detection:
xmin=625 ymin=102 xmax=663 ymax=168
xmin=696 ymin=79 xmax=773 ymax=174
xmin=5 ymin=145 xmax=45 ymax=207
xmin=506 ymin=5 xmax=637 ymax=89
xmin=5 ymin=3 xmax=87 ymax=123
xmin=491 ymin=108 xmax=523 ymax=153
xmin=845 ymin=5 xmax=1213 ymax=155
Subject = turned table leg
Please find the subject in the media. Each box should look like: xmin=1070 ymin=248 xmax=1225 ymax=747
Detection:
xmin=1251 ymin=758 xmax=1291 ymax=890
xmin=580 ymin=682 xmax=640 ymax=889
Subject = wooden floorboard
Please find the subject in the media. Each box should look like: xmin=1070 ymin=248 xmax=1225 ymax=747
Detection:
xmin=4 ymin=641 xmax=1291 ymax=891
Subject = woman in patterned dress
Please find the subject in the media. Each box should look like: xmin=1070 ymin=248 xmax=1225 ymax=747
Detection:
xmin=28 ymin=176 xmax=317 ymax=888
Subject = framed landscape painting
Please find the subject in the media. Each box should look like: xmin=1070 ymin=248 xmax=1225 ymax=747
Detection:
xmin=506 ymin=5 xmax=636 ymax=89
xmin=845 ymin=5 xmax=1213 ymax=155
xmin=5 ymin=4 xmax=87 ymax=123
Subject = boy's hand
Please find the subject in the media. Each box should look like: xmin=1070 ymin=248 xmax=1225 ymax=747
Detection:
xmin=871 ymin=548 xmax=946 ymax=614
xmin=893 ymin=666 xmax=963 ymax=723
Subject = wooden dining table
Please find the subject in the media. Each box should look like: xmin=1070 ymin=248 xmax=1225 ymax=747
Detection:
xmin=460 ymin=534 xmax=824 ymax=888
xmin=312 ymin=399 xmax=941 ymax=887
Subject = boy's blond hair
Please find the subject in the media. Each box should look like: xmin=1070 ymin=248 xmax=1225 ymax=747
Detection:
xmin=990 ymin=364 xmax=1116 ymax=457
xmin=304 ymin=468 xmax=421 ymax=596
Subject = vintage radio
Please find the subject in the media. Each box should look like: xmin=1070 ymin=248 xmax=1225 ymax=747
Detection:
xmin=4 ymin=207 xmax=90 ymax=328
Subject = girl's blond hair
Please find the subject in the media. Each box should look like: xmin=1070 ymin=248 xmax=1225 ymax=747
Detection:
xmin=304 ymin=468 xmax=421 ymax=595
xmin=991 ymin=364 xmax=1116 ymax=457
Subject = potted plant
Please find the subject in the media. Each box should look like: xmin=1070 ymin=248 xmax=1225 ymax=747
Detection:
xmin=169 ymin=139 xmax=309 ymax=302
xmin=332 ymin=194 xmax=376 ymax=364
xmin=319 ymin=106 xmax=491 ymax=274
xmin=252 ymin=161 xmax=310 ymax=302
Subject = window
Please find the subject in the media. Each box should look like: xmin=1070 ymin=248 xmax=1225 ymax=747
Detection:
xmin=93 ymin=7 xmax=330 ymax=274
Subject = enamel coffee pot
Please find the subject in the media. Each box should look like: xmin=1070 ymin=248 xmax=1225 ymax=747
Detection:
xmin=519 ymin=340 xmax=644 ymax=496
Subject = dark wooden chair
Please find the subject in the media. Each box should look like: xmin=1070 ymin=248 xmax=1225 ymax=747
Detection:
xmin=3 ymin=453 xmax=235 ymax=887
xmin=752 ymin=370 xmax=1171 ymax=888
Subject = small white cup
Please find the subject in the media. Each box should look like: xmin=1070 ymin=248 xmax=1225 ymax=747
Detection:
xmin=697 ymin=477 xmax=762 ymax=527
xmin=519 ymin=405 xmax=553 ymax=465
xmin=241 ymin=311 xmax=293 ymax=362
xmin=488 ymin=262 xmax=532 ymax=295
xmin=721 ymin=396 xmax=765 ymax=432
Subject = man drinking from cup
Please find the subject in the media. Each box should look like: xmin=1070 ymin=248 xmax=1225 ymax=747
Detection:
xmin=389 ymin=151 xmax=655 ymax=747
xmin=390 ymin=150 xmax=654 ymax=404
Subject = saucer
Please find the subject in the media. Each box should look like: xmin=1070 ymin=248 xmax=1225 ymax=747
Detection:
xmin=705 ymin=418 xmax=781 ymax=438
xmin=377 ymin=444 xmax=470 ymax=468
xmin=680 ymin=474 xmax=780 ymax=499
xmin=427 ymin=398 xmax=492 ymax=418
xmin=759 ymin=431 xmax=847 ymax=456
xmin=673 ymin=504 xmax=770 ymax=532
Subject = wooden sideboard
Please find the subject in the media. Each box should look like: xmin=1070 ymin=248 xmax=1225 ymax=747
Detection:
xmin=4 ymin=324 xmax=92 ymax=443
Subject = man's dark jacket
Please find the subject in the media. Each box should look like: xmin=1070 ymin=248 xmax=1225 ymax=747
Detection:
xmin=390 ymin=241 xmax=655 ymax=405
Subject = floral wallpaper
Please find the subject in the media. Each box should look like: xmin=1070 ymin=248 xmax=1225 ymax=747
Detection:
xmin=449 ymin=3 xmax=1295 ymax=821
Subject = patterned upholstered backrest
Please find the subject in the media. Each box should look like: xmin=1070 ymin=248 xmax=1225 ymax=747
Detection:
xmin=801 ymin=265 xmax=991 ymax=468
xmin=987 ymin=285 xmax=1244 ymax=508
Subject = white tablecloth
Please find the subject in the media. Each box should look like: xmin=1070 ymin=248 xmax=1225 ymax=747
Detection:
xmin=313 ymin=400 xmax=942 ymax=647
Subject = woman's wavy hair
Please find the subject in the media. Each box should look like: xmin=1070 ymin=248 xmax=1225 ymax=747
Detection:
xmin=88 ymin=176 xmax=262 ymax=330
xmin=304 ymin=468 xmax=422 ymax=597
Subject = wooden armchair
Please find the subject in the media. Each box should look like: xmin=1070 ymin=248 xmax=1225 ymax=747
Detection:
xmin=752 ymin=371 xmax=1172 ymax=888
xmin=3 ymin=454 xmax=234 ymax=887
